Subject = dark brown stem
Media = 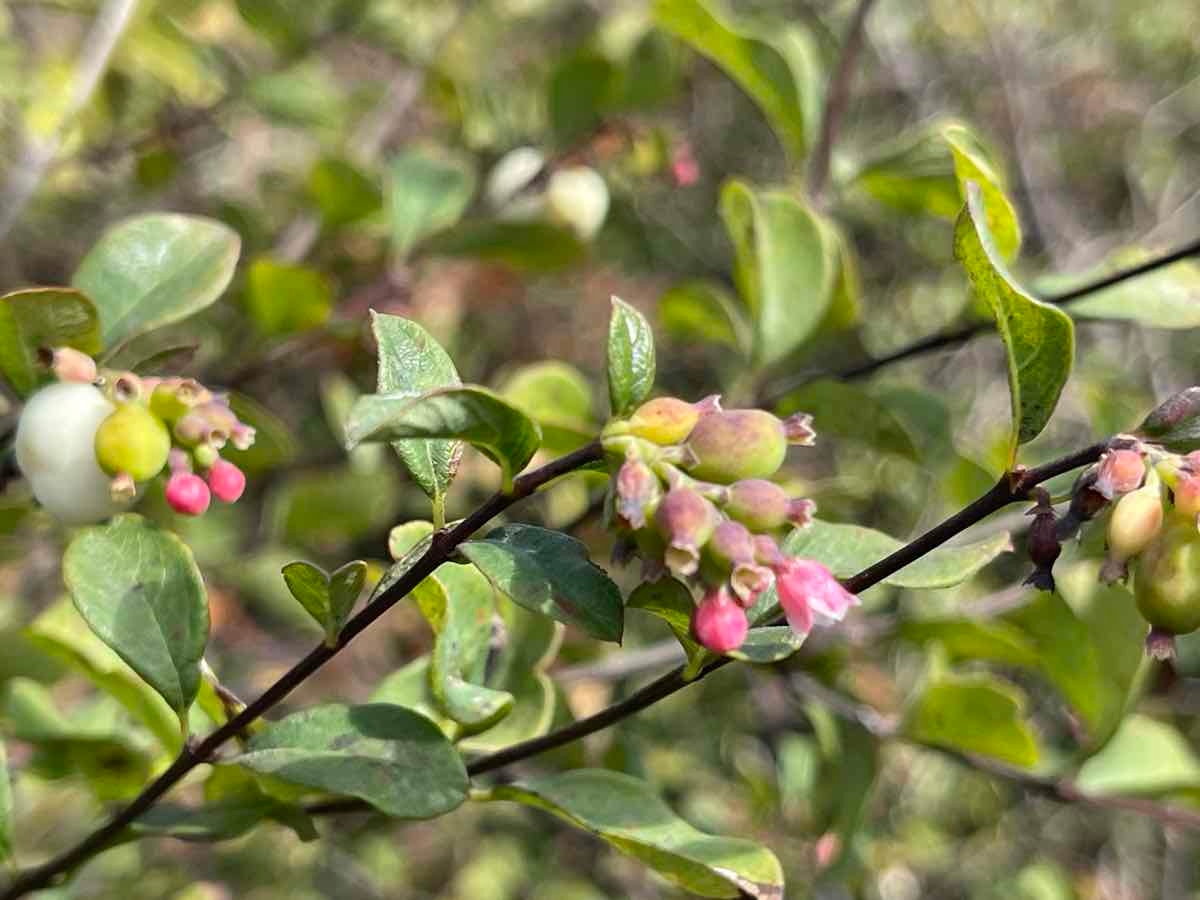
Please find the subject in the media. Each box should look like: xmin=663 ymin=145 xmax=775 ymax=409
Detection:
xmin=462 ymin=440 xmax=1110 ymax=778
xmin=762 ymin=235 xmax=1200 ymax=401
xmin=0 ymin=441 xmax=604 ymax=900
xmin=807 ymin=0 xmax=880 ymax=201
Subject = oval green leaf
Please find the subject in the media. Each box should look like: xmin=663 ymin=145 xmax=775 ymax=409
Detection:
xmin=607 ymin=296 xmax=656 ymax=417
xmin=783 ymin=519 xmax=1013 ymax=589
xmin=955 ymin=181 xmax=1074 ymax=458
xmin=62 ymin=515 xmax=209 ymax=718
xmin=234 ymin=703 xmax=468 ymax=819
xmin=370 ymin=312 xmax=463 ymax=506
xmin=0 ymin=288 xmax=101 ymax=395
xmin=389 ymin=147 xmax=477 ymax=259
xmin=72 ymin=213 xmax=240 ymax=349
xmin=720 ymin=180 xmax=837 ymax=367
xmin=460 ymin=524 xmax=624 ymax=643
xmin=942 ymin=122 xmax=1022 ymax=261
xmin=345 ymin=386 xmax=542 ymax=489
xmin=903 ymin=673 xmax=1039 ymax=768
xmin=655 ymin=0 xmax=818 ymax=160
xmin=484 ymin=769 xmax=785 ymax=899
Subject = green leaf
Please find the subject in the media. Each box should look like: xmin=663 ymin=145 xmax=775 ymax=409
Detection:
xmin=281 ymin=560 xmax=366 ymax=644
xmin=727 ymin=627 xmax=805 ymax=664
xmin=244 ymin=257 xmax=333 ymax=336
xmin=0 ymin=741 xmax=12 ymax=865
xmin=549 ymin=53 xmax=617 ymax=146
xmin=655 ymin=0 xmax=818 ymax=160
xmin=370 ymin=312 xmax=462 ymax=505
xmin=132 ymin=798 xmax=316 ymax=843
xmin=389 ymin=147 xmax=477 ymax=259
xmin=627 ymin=577 xmax=706 ymax=675
xmin=0 ymin=288 xmax=101 ymax=395
xmin=658 ymin=280 xmax=749 ymax=353
xmin=426 ymin=561 xmax=513 ymax=733
xmin=458 ymin=670 xmax=556 ymax=754
xmin=943 ymin=123 xmax=1022 ymax=261
xmin=25 ymin=600 xmax=181 ymax=753
xmin=501 ymin=360 xmax=596 ymax=453
xmin=607 ymin=296 xmax=656 ymax=417
xmin=777 ymin=380 xmax=919 ymax=460
xmin=307 ymin=156 xmax=382 ymax=227
xmin=423 ymin=221 xmax=584 ymax=271
xmin=234 ymin=703 xmax=468 ymax=818
xmin=369 ymin=657 xmax=450 ymax=734
xmin=1074 ymin=715 xmax=1200 ymax=796
xmin=62 ymin=515 xmax=209 ymax=719
xmin=720 ymin=180 xmax=836 ymax=367
xmin=849 ymin=127 xmax=962 ymax=218
xmin=955 ymin=181 xmax=1074 ymax=458
xmin=903 ymin=673 xmax=1039 ymax=768
xmin=346 ymin=386 xmax=541 ymax=489
xmin=783 ymin=519 xmax=1012 ymax=589
xmin=72 ymin=213 xmax=240 ymax=349
xmin=485 ymin=769 xmax=784 ymax=899
xmin=460 ymin=524 xmax=624 ymax=642
xmin=1038 ymin=250 xmax=1200 ymax=329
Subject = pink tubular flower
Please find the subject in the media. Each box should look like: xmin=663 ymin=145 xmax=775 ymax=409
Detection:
xmin=165 ymin=471 xmax=211 ymax=516
xmin=773 ymin=558 xmax=859 ymax=635
xmin=207 ymin=459 xmax=246 ymax=504
xmin=691 ymin=586 xmax=749 ymax=653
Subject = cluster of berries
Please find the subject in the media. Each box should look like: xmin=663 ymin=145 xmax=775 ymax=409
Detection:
xmin=602 ymin=396 xmax=858 ymax=655
xmin=14 ymin=347 xmax=254 ymax=524
xmin=1065 ymin=444 xmax=1200 ymax=657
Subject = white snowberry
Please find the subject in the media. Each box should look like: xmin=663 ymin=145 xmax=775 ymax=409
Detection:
xmin=15 ymin=382 xmax=124 ymax=524
xmin=546 ymin=166 xmax=609 ymax=240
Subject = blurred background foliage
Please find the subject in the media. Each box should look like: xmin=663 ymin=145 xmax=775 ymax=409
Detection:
xmin=2 ymin=0 xmax=1200 ymax=897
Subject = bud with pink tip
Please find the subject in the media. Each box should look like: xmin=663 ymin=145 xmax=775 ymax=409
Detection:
xmin=654 ymin=485 xmax=720 ymax=577
xmin=624 ymin=395 xmax=721 ymax=446
xmin=1173 ymin=473 xmax=1200 ymax=527
xmin=702 ymin=520 xmax=773 ymax=605
xmin=724 ymin=479 xmax=815 ymax=531
xmin=614 ymin=453 xmax=662 ymax=530
xmin=1093 ymin=448 xmax=1146 ymax=500
xmin=165 ymin=471 xmax=211 ymax=516
xmin=685 ymin=409 xmax=790 ymax=484
xmin=774 ymin=558 xmax=858 ymax=635
xmin=45 ymin=347 xmax=97 ymax=383
xmin=691 ymin=586 xmax=749 ymax=654
xmin=753 ymin=535 xmax=785 ymax=567
xmin=207 ymin=459 xmax=246 ymax=504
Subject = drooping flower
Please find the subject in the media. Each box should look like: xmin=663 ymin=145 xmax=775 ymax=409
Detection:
xmin=773 ymin=558 xmax=859 ymax=635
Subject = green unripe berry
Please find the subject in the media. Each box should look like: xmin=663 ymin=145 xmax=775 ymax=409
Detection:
xmin=625 ymin=395 xmax=719 ymax=446
xmin=1134 ymin=522 xmax=1200 ymax=636
xmin=94 ymin=403 xmax=171 ymax=481
xmin=685 ymin=410 xmax=787 ymax=484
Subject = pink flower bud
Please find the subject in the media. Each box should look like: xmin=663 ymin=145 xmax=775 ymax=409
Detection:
xmin=654 ymin=486 xmax=721 ymax=577
xmin=774 ymin=558 xmax=858 ymax=635
xmin=691 ymin=587 xmax=748 ymax=653
xmin=671 ymin=143 xmax=700 ymax=187
xmin=47 ymin=347 xmax=97 ymax=383
xmin=723 ymin=480 xmax=815 ymax=531
xmin=686 ymin=409 xmax=789 ymax=484
xmin=614 ymin=453 xmax=662 ymax=530
xmin=207 ymin=459 xmax=246 ymax=504
xmin=1174 ymin=474 xmax=1200 ymax=522
xmin=703 ymin=520 xmax=772 ymax=605
xmin=167 ymin=447 xmax=191 ymax=473
xmin=165 ymin=471 xmax=211 ymax=516
xmin=753 ymin=535 xmax=785 ymax=567
xmin=1094 ymin=449 xmax=1145 ymax=500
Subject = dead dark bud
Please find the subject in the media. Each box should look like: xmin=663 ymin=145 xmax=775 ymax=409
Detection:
xmin=1138 ymin=386 xmax=1200 ymax=436
xmin=1146 ymin=627 xmax=1177 ymax=661
xmin=1056 ymin=469 xmax=1109 ymax=541
xmin=1024 ymin=488 xmax=1061 ymax=592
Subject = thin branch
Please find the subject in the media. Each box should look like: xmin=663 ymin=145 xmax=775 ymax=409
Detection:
xmin=0 ymin=441 xmax=604 ymax=900
xmin=462 ymin=439 xmax=1111 ymax=778
xmin=0 ymin=0 xmax=139 ymax=241
xmin=761 ymin=234 xmax=1200 ymax=401
xmin=807 ymin=0 xmax=880 ymax=202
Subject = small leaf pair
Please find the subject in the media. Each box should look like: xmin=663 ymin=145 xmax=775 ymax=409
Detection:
xmin=281 ymin=560 xmax=368 ymax=646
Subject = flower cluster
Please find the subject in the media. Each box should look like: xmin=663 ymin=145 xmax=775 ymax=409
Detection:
xmin=15 ymin=348 xmax=255 ymax=523
xmin=603 ymin=396 xmax=858 ymax=654
xmin=1068 ymin=444 xmax=1200 ymax=657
